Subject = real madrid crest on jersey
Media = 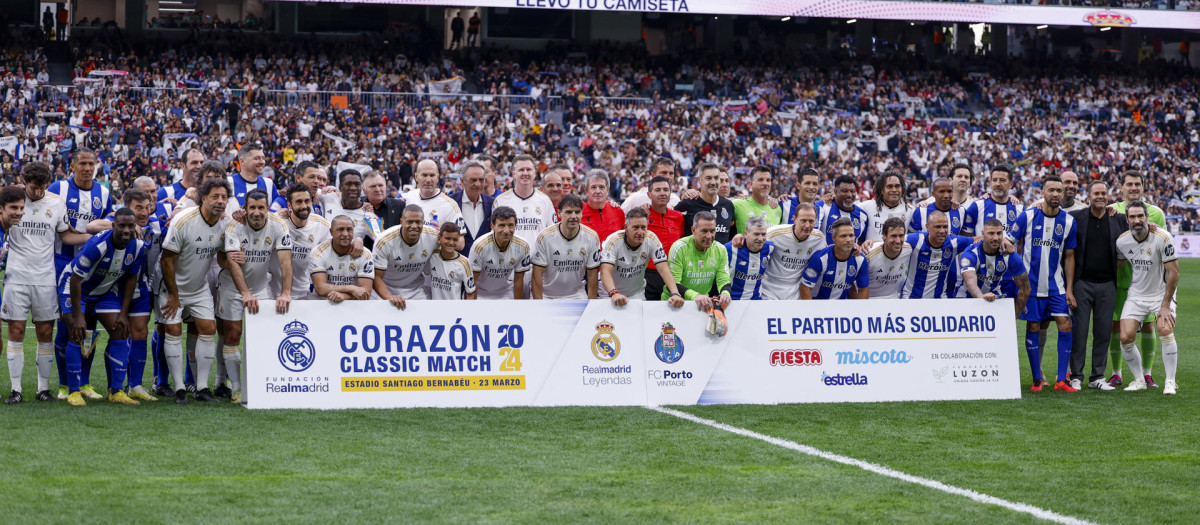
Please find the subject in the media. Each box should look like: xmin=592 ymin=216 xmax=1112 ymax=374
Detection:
xmin=349 ymin=262 xmax=357 ymax=272
xmin=654 ymin=323 xmax=684 ymax=364
xmin=591 ymin=321 xmax=620 ymax=361
xmin=264 ymin=236 xmax=272 ymax=246
xmin=278 ymin=320 xmax=315 ymax=372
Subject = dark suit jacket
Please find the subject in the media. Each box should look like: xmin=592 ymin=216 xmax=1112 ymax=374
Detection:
xmin=450 ymin=190 xmax=493 ymax=256
xmin=1070 ymin=207 xmax=1128 ymax=284
xmin=371 ymin=196 xmax=408 ymax=231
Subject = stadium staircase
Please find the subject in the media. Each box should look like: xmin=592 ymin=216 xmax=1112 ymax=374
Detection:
xmin=44 ymin=41 xmax=74 ymax=85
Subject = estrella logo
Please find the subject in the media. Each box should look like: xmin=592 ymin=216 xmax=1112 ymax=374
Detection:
xmin=278 ymin=320 xmax=316 ymax=372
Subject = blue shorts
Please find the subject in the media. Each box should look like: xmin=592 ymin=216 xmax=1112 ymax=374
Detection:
xmin=999 ymin=280 xmax=1018 ymax=300
xmin=1020 ymin=294 xmax=1070 ymax=322
xmin=129 ymin=290 xmax=153 ymax=317
xmin=59 ymin=290 xmax=124 ymax=316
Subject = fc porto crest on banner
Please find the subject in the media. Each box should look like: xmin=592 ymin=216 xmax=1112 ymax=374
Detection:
xmin=590 ymin=320 xmax=620 ymax=361
xmin=654 ymin=323 xmax=684 ymax=364
xmin=279 ymin=320 xmax=316 ymax=372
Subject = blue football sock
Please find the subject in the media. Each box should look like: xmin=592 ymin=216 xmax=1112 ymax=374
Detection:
xmin=107 ymin=338 xmax=130 ymax=393
xmin=128 ymin=339 xmax=148 ymax=389
xmin=1056 ymin=330 xmax=1072 ymax=383
xmin=65 ymin=341 xmax=83 ymax=393
xmin=54 ymin=323 xmax=68 ymax=387
xmin=1025 ymin=331 xmax=1043 ymax=382
xmin=103 ymin=344 xmax=113 ymax=389
xmin=152 ymin=330 xmax=168 ymax=387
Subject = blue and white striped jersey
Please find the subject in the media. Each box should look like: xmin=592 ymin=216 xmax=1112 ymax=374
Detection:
xmin=902 ymin=232 xmax=975 ymax=299
xmin=958 ymin=242 xmax=1027 ymax=298
xmin=228 ymin=174 xmax=279 ymax=208
xmin=724 ymin=240 xmax=774 ymax=300
xmin=907 ymin=204 xmax=965 ymax=236
xmin=814 ymin=201 xmax=869 ymax=244
xmin=1007 ymin=208 xmax=1077 ymax=298
xmin=154 ymin=200 xmax=175 ymax=223
xmin=157 ymin=182 xmax=187 ymax=203
xmin=800 ymin=245 xmax=869 ymax=300
xmin=48 ymin=178 xmax=113 ymax=268
xmin=960 ymin=197 xmax=1024 ymax=236
xmin=57 ymin=230 xmax=146 ymax=298
xmin=105 ymin=211 xmax=166 ymax=298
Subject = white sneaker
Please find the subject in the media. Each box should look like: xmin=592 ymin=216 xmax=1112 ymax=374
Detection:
xmin=1164 ymin=380 xmax=1177 ymax=395
xmin=1089 ymin=379 xmax=1116 ymax=391
xmin=1069 ymin=378 xmax=1082 ymax=390
xmin=1125 ymin=378 xmax=1147 ymax=391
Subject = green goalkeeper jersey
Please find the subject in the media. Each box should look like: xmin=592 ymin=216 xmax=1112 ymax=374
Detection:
xmin=663 ymin=235 xmax=732 ymax=300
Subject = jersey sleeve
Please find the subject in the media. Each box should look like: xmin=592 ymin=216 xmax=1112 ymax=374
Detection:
xmin=469 ymin=242 xmax=485 ymax=273
xmin=952 ymin=235 xmax=975 ymax=253
xmin=270 ymin=196 xmax=288 ymax=212
xmin=586 ymin=235 xmax=602 ymax=270
xmin=724 ymin=242 xmax=735 ymax=272
xmin=1006 ymin=253 xmax=1028 ymax=277
xmin=1063 ymin=218 xmax=1078 ymax=250
xmin=516 ymin=244 xmax=532 ymax=274
xmin=960 ymin=202 xmax=978 ymax=235
xmin=222 ymin=223 xmax=241 ymax=253
xmin=531 ymin=235 xmax=548 ymax=268
xmin=162 ymin=220 xmax=185 ymax=254
xmin=714 ymin=244 xmax=732 ymax=293
xmin=800 ymin=254 xmax=822 ymax=289
xmin=1161 ymin=233 xmax=1178 ymax=264
xmin=649 ymin=235 xmax=668 ymax=265
xmin=599 ymin=236 xmax=617 ymax=266
xmin=72 ymin=239 xmax=103 ymax=279
xmin=855 ymin=257 xmax=870 ymax=289
xmin=371 ymin=238 xmax=389 ymax=274
xmin=959 ymin=250 xmax=979 ymax=275
xmin=274 ymin=224 xmax=293 ymax=251
xmin=459 ymin=259 xmax=476 ymax=294
xmin=668 ymin=240 xmax=694 ymax=300
xmin=53 ymin=201 xmax=71 ymax=233
xmin=357 ymin=253 xmax=375 ymax=280
xmin=1007 ymin=213 xmax=1025 ymax=244
xmin=906 ymin=208 xmax=920 ymax=233
xmin=308 ymin=250 xmax=327 ymax=277
xmin=854 ymin=208 xmax=869 ymax=243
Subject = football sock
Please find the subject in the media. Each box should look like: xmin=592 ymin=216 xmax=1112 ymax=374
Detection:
xmin=223 ymin=345 xmax=241 ymax=393
xmin=1121 ymin=341 xmax=1145 ymax=379
xmin=1161 ymin=334 xmax=1178 ymax=384
xmin=215 ymin=345 xmax=227 ymax=387
xmin=35 ymin=342 xmax=53 ymax=393
xmin=65 ymin=340 xmax=83 ymax=393
xmin=195 ymin=334 xmax=216 ymax=390
xmin=164 ymin=333 xmax=184 ymax=391
xmin=128 ymin=339 xmax=148 ymax=389
xmin=1056 ymin=329 xmax=1072 ymax=382
xmin=1108 ymin=336 xmax=1123 ymax=377
xmin=1140 ymin=331 xmax=1156 ymax=375
xmin=107 ymin=338 xmax=130 ymax=393
xmin=1025 ymin=331 xmax=1043 ymax=383
xmin=152 ymin=329 xmax=168 ymax=386
xmin=53 ymin=322 xmax=68 ymax=387
xmin=7 ymin=340 xmax=23 ymax=393
xmin=187 ymin=331 xmax=198 ymax=385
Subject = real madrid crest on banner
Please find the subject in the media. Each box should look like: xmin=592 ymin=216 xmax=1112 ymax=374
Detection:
xmin=654 ymin=323 xmax=684 ymax=364
xmin=590 ymin=320 xmax=620 ymax=361
xmin=278 ymin=320 xmax=315 ymax=372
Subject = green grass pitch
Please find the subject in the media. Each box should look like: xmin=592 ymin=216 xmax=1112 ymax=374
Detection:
xmin=2 ymin=260 xmax=1197 ymax=523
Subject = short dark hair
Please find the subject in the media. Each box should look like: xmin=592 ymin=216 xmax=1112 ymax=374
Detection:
xmin=199 ymin=160 xmax=227 ymax=179
xmin=696 ymin=163 xmax=721 ymax=177
xmin=693 ymin=210 xmax=716 ymax=227
xmin=439 ymin=222 xmax=460 ymax=236
xmin=491 ymin=206 xmax=516 ymax=223
xmin=990 ymin=164 xmax=1013 ymax=180
xmin=751 ymin=166 xmax=773 ymax=179
xmin=238 ymin=143 xmax=264 ymax=159
xmin=475 ymin=153 xmax=499 ymax=170
xmin=983 ymin=218 xmax=1006 ymax=230
xmin=1087 ymin=180 xmax=1108 ymax=194
xmin=950 ymin=163 xmax=972 ymax=178
xmin=834 ymin=174 xmax=856 ymax=188
xmin=830 ymin=217 xmax=854 ymax=235
xmin=286 ymin=183 xmax=313 ymax=203
xmin=402 ymin=204 xmax=425 ymax=217
xmin=198 ymin=177 xmax=232 ymax=200
xmin=1121 ymin=170 xmax=1144 ymax=185
xmin=1126 ymin=200 xmax=1148 ymax=216
xmin=295 ymin=160 xmax=319 ymax=176
xmin=0 ymin=186 xmax=27 ymax=208
xmin=339 ymin=169 xmax=362 ymax=186
xmin=181 ymin=147 xmax=205 ymax=163
xmin=245 ymin=188 xmax=270 ymax=205
xmin=647 ymin=176 xmax=672 ymax=191
xmin=72 ymin=147 xmax=98 ymax=163
xmin=21 ymin=162 xmax=53 ymax=186
xmin=626 ymin=207 xmax=649 ymax=221
xmin=1043 ymin=175 xmax=1063 ymax=186
xmin=114 ymin=207 xmax=136 ymax=220
xmin=558 ymin=193 xmax=583 ymax=212
xmin=882 ymin=217 xmax=905 ymax=237
xmin=648 ymin=157 xmax=675 ymax=174
xmin=122 ymin=188 xmax=151 ymax=207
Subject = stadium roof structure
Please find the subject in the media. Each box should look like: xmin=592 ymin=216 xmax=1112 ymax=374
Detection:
xmin=280 ymin=0 xmax=1200 ymax=30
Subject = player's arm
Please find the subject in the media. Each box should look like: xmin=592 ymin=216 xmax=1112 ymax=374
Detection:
xmin=311 ymin=272 xmax=354 ymax=303
xmin=1159 ymin=259 xmax=1179 ymax=332
xmin=67 ymin=274 xmax=87 ymax=342
xmin=274 ymin=249 xmax=293 ymax=314
xmin=225 ymin=247 xmax=259 ymax=315
xmin=512 ymin=271 xmax=525 ymax=300
xmin=530 ymin=265 xmax=545 ymax=300
xmin=374 ymin=268 xmax=405 ymax=310
xmin=799 ymin=257 xmax=821 ymax=300
xmin=655 ymin=264 xmax=685 ymax=308
xmin=160 ymin=250 xmax=182 ymax=318
xmin=585 ymin=244 xmax=601 ymax=300
xmin=961 ymin=269 xmax=993 ymax=301
xmin=1014 ymin=272 xmax=1030 ymax=317
xmin=714 ymin=249 xmax=733 ymax=308
xmin=585 ymin=266 xmax=598 ymax=299
xmin=1062 ymin=248 xmax=1076 ymax=308
xmin=86 ymin=218 xmax=112 ymax=233
xmin=851 ymin=258 xmax=870 ymax=299
xmin=600 ymin=263 xmax=624 ymax=305
xmin=353 ymin=277 xmax=374 ymax=299
xmin=59 ymin=229 xmax=91 ymax=245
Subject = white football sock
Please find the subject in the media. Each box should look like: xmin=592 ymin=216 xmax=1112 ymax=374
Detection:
xmin=164 ymin=333 xmax=185 ymax=391
xmin=36 ymin=342 xmax=53 ymax=392
xmin=1160 ymin=334 xmax=1178 ymax=384
xmin=6 ymin=340 xmax=23 ymax=393
xmin=195 ymin=334 xmax=216 ymax=390
xmin=1121 ymin=341 xmax=1145 ymax=379
xmin=223 ymin=345 xmax=241 ymax=393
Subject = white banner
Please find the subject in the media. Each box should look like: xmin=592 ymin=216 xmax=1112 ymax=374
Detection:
xmin=245 ymin=299 xmax=1020 ymax=409
xmin=283 ymin=0 xmax=1200 ymax=30
xmin=0 ymin=136 xmax=17 ymax=156
xmin=1174 ymin=234 xmax=1200 ymax=258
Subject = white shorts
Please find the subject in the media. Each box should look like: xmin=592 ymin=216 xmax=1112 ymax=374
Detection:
xmin=2 ymin=284 xmax=60 ymax=322
xmin=156 ymin=291 xmax=215 ymax=325
xmin=216 ymin=291 xmax=246 ymax=322
xmin=1121 ymin=297 xmax=1175 ymax=322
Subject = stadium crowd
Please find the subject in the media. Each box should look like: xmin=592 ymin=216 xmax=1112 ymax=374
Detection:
xmin=0 ymin=28 xmax=1191 ymax=408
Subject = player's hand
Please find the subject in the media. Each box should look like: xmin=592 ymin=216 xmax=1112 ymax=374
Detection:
xmin=163 ymin=295 xmax=181 ymax=319
xmin=67 ymin=312 xmax=87 ymax=343
xmin=351 ymin=287 xmax=371 ymax=300
xmin=242 ymin=292 xmax=260 ymax=314
xmin=718 ymin=292 xmax=731 ymax=309
xmin=668 ymin=294 xmax=685 ymax=308
xmin=113 ymin=315 xmax=130 ymax=337
xmin=1065 ymin=291 xmax=1077 ymax=309
xmin=1158 ymin=307 xmax=1175 ymax=332
xmin=694 ymin=295 xmax=712 ymax=312
xmin=917 ymin=200 xmax=930 ymax=208
xmin=731 ymin=234 xmax=745 ymax=249
xmin=362 ymin=202 xmax=374 ymax=214
xmin=327 ymin=291 xmax=346 ymax=304
xmin=350 ymin=238 xmax=365 ymax=258
xmin=1147 ymin=223 xmax=1159 ymax=232
xmin=861 ymin=240 xmax=879 ymax=251
xmin=232 ymin=209 xmax=247 ymax=223
xmin=228 ymin=251 xmax=246 ymax=265
xmin=320 ymin=186 xmax=338 ymax=195
xmin=276 ymin=294 xmax=291 ymax=314
xmin=276 ymin=208 xmax=291 ymax=221
xmin=982 ymin=292 xmax=997 ymax=302
xmin=389 ymin=295 xmax=407 ymax=310
xmin=183 ymin=188 xmax=197 ymax=202
xmin=610 ymin=292 xmax=628 ymax=307
xmin=1003 ymin=239 xmax=1015 ymax=254
xmin=681 ymin=189 xmax=701 ymax=200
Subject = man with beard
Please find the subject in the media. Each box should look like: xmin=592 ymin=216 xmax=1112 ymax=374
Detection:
xmin=865 ymin=218 xmax=913 ymax=300
xmin=960 ymin=218 xmax=1030 ymax=315
xmin=675 ymin=163 xmax=735 ymax=245
xmin=859 ymin=171 xmax=911 ymax=242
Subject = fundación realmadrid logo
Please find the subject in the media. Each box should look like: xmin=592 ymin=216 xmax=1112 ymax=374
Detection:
xmin=591 ymin=320 xmax=621 ymax=361
xmin=279 ymin=320 xmax=316 ymax=372
xmin=654 ymin=322 xmax=684 ymax=364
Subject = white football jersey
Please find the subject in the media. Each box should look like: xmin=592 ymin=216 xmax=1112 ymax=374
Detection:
xmin=1116 ymin=229 xmax=1177 ymax=302
xmin=400 ymin=190 xmax=467 ymax=233
xmin=309 ymin=241 xmax=374 ymax=288
xmin=494 ymin=189 xmax=557 ymax=248
xmin=5 ymin=193 xmax=69 ymax=286
xmin=532 ymin=224 xmax=602 ymax=299
xmin=468 ymin=232 xmax=532 ymax=300
xmin=219 ymin=215 xmax=292 ymax=298
xmin=426 ymin=253 xmax=476 ymax=300
xmin=372 ymin=225 xmax=439 ymax=300
xmin=324 ymin=201 xmax=376 ymax=241
xmin=599 ymin=230 xmax=667 ymax=299
xmin=160 ymin=207 xmax=228 ymax=297
xmin=858 ymin=199 xmax=911 ymax=242
xmin=865 ymin=242 xmax=914 ymax=300
xmin=271 ymin=213 xmax=331 ymax=299
xmin=760 ymin=225 xmax=827 ymax=300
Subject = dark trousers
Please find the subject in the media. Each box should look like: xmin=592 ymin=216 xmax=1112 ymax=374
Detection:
xmin=1070 ymin=279 xmax=1116 ymax=382
xmin=644 ymin=268 xmax=665 ymax=301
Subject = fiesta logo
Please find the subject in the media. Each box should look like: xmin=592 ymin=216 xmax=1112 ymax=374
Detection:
xmin=770 ymin=349 xmax=822 ymax=366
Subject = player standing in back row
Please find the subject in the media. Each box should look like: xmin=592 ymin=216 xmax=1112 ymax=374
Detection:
xmin=1115 ymin=201 xmax=1180 ymax=395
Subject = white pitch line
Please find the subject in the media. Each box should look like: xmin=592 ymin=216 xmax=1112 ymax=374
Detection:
xmin=649 ymin=406 xmax=1099 ymax=525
